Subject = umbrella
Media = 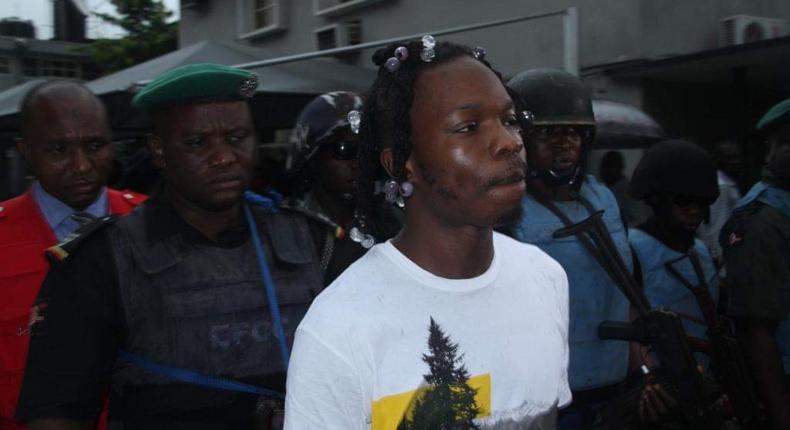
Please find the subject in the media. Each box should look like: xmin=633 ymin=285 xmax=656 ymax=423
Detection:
xmin=592 ymin=99 xmax=665 ymax=148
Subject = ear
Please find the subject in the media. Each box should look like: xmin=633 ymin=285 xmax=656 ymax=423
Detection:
xmin=380 ymin=148 xmax=395 ymax=178
xmin=402 ymin=154 xmax=416 ymax=183
xmin=15 ymin=137 xmax=31 ymax=163
xmin=147 ymin=134 xmax=166 ymax=169
xmin=380 ymin=148 xmax=416 ymax=182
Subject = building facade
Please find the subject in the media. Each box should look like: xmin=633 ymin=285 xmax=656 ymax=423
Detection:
xmin=0 ymin=34 xmax=95 ymax=91
xmin=0 ymin=0 xmax=96 ymax=92
xmin=180 ymin=0 xmax=790 ymax=185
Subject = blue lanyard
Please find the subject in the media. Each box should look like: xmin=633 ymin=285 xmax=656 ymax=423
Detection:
xmin=118 ymin=350 xmax=284 ymax=399
xmin=242 ymin=192 xmax=290 ymax=368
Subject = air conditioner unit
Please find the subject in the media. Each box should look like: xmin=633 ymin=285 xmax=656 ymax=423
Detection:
xmin=720 ymin=15 xmax=787 ymax=46
xmin=313 ymin=21 xmax=362 ymax=51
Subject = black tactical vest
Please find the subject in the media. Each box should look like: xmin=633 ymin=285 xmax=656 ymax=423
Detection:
xmin=108 ymin=205 xmax=322 ymax=395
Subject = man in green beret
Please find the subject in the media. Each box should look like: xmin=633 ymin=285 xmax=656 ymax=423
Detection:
xmin=720 ymin=98 xmax=790 ymax=430
xmin=16 ymin=64 xmax=323 ymax=430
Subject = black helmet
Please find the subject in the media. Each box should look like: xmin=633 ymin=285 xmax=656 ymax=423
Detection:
xmin=507 ymin=68 xmax=595 ymax=188
xmin=508 ymin=68 xmax=595 ymax=128
xmin=629 ymin=139 xmax=719 ymax=204
xmin=285 ymin=91 xmax=364 ymax=177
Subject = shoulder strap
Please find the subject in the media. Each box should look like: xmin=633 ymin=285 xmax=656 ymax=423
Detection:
xmin=279 ymin=201 xmax=344 ymax=239
xmin=277 ymin=198 xmax=345 ymax=274
xmin=537 ymin=194 xmax=618 ymax=278
xmin=538 ymin=194 xmax=650 ymax=312
xmin=663 ymin=251 xmax=722 ymax=332
xmin=629 ymin=243 xmax=644 ymax=291
xmin=45 ymin=215 xmax=116 ymax=264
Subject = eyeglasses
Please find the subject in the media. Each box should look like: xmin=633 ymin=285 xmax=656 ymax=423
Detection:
xmin=331 ymin=141 xmax=359 ymax=161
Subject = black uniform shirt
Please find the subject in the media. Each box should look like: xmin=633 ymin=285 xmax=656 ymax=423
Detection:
xmin=720 ymin=201 xmax=790 ymax=320
xmin=298 ymin=193 xmax=403 ymax=286
xmin=16 ymin=192 xmax=284 ymax=429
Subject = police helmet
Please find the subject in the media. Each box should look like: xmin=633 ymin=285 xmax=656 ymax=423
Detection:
xmin=508 ymin=68 xmax=595 ymax=130
xmin=285 ymin=91 xmax=364 ymax=177
xmin=507 ymin=69 xmax=595 ymax=188
xmin=629 ymin=139 xmax=719 ymax=204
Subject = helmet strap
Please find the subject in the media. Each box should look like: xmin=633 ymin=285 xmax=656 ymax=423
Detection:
xmin=527 ymin=151 xmax=587 ymax=191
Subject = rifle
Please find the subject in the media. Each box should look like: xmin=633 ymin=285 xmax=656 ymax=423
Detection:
xmin=664 ymin=252 xmax=766 ymax=429
xmin=550 ymin=210 xmax=724 ymax=429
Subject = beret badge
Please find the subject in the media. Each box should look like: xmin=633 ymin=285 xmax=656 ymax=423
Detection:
xmin=239 ymin=74 xmax=259 ymax=98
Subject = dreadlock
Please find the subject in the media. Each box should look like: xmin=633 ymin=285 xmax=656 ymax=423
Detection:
xmin=355 ymin=39 xmax=506 ymax=240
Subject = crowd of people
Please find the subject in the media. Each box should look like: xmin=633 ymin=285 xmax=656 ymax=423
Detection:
xmin=0 ymin=36 xmax=788 ymax=430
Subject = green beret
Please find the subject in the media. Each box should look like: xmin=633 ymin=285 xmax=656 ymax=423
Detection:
xmin=757 ymin=98 xmax=790 ymax=131
xmin=132 ymin=63 xmax=258 ymax=110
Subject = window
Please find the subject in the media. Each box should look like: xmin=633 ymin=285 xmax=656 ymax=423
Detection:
xmin=254 ymin=0 xmax=275 ymax=29
xmin=0 ymin=57 xmax=10 ymax=74
xmin=313 ymin=0 xmax=391 ymax=17
xmin=22 ymin=58 xmax=38 ymax=76
xmin=313 ymin=20 xmax=362 ymax=51
xmin=21 ymin=58 xmax=82 ymax=78
xmin=237 ymin=0 xmax=285 ymax=40
xmin=41 ymin=60 xmax=81 ymax=78
xmin=346 ymin=19 xmax=362 ymax=45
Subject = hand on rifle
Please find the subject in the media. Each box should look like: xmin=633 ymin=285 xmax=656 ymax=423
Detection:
xmin=638 ymin=383 xmax=677 ymax=423
xmin=633 ymin=345 xmax=678 ymax=424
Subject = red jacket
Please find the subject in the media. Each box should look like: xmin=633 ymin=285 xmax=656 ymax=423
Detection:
xmin=0 ymin=188 xmax=146 ymax=429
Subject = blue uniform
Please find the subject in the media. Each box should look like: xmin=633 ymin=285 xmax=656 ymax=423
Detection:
xmin=511 ymin=176 xmax=631 ymax=390
xmin=629 ymin=229 xmax=719 ymax=367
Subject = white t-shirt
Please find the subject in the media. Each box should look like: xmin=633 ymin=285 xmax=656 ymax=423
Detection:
xmin=284 ymin=232 xmax=570 ymax=430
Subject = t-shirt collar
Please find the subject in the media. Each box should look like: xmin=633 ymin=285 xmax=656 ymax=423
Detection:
xmin=377 ymin=236 xmax=501 ymax=293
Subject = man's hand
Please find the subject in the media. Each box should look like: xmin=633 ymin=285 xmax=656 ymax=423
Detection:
xmin=638 ymin=383 xmax=677 ymax=423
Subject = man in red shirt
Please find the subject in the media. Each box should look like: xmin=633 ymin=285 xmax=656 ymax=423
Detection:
xmin=0 ymin=81 xmax=145 ymax=429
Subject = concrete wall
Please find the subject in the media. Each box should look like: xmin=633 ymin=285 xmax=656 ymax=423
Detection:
xmin=179 ymin=0 xmax=790 ymax=76
xmin=179 ymin=0 xmax=645 ymax=76
xmin=179 ymin=0 xmax=240 ymax=50
xmin=639 ymin=0 xmax=790 ymax=58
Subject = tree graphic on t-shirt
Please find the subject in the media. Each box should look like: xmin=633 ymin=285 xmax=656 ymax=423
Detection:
xmin=398 ymin=317 xmax=480 ymax=430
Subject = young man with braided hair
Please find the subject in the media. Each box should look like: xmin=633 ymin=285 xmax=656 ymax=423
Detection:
xmin=285 ymin=39 xmax=570 ymax=429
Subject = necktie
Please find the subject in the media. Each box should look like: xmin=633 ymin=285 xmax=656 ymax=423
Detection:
xmin=71 ymin=211 xmax=98 ymax=227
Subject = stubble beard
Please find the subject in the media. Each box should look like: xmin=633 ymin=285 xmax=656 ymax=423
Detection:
xmin=491 ymin=199 xmax=524 ymax=227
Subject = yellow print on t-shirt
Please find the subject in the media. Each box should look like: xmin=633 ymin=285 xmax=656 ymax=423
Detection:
xmin=370 ymin=373 xmax=492 ymax=430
